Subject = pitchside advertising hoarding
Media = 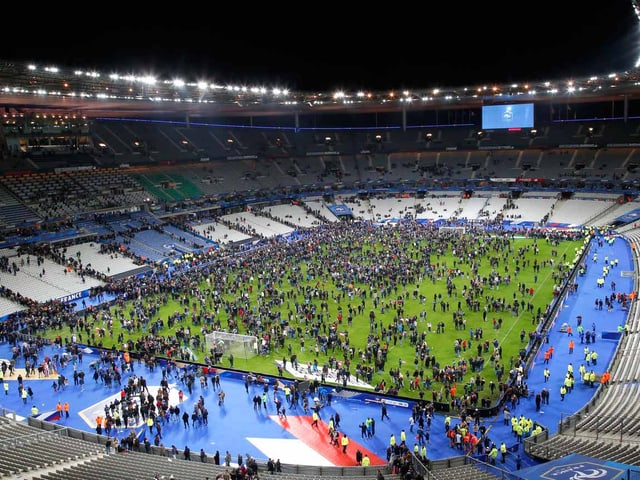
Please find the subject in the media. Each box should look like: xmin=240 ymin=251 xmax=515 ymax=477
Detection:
xmin=59 ymin=289 xmax=91 ymax=304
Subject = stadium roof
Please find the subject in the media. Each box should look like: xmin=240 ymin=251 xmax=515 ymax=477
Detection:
xmin=3 ymin=61 xmax=640 ymax=120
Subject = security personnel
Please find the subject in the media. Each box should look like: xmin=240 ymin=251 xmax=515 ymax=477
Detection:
xmin=500 ymin=441 xmax=507 ymax=463
xmin=564 ymin=374 xmax=572 ymax=393
xmin=489 ymin=444 xmax=498 ymax=465
xmin=341 ymin=433 xmax=349 ymax=453
xmin=584 ymin=346 xmax=590 ymax=364
xmin=31 ymin=405 xmax=39 ymax=417
xmin=284 ymin=385 xmax=291 ymax=404
xmin=514 ymin=422 xmax=523 ymax=442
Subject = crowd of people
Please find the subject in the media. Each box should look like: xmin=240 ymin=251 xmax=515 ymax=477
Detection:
xmin=1 ymin=219 xmax=586 ymax=410
xmin=0 ymin=216 xmax=603 ymax=479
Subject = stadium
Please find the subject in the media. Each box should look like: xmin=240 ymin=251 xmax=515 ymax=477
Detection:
xmin=0 ymin=31 xmax=640 ymax=480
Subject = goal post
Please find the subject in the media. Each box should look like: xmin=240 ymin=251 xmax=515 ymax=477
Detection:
xmin=205 ymin=331 xmax=259 ymax=361
xmin=438 ymin=225 xmax=466 ymax=236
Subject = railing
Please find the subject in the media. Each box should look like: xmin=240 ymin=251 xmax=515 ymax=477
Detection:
xmin=426 ymin=454 xmax=519 ymax=480
xmin=557 ymin=412 xmax=640 ymax=444
xmin=23 ymin=415 xmax=393 ymax=478
xmin=0 ymin=425 xmax=67 ymax=449
xmin=0 ymin=406 xmax=19 ymax=421
xmin=523 ymin=428 xmax=550 ymax=456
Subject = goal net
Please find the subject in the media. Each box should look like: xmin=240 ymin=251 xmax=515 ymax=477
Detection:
xmin=205 ymin=331 xmax=259 ymax=361
xmin=438 ymin=225 xmax=466 ymax=236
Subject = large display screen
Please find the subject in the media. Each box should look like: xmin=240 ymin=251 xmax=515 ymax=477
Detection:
xmin=482 ymin=103 xmax=534 ymax=130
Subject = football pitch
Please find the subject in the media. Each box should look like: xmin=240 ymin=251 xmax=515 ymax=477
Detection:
xmin=45 ymin=222 xmax=586 ymax=405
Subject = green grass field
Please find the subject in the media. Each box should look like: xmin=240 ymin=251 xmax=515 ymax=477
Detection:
xmin=45 ymin=227 xmax=585 ymax=406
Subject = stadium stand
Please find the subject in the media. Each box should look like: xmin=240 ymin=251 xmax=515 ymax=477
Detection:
xmin=3 ymin=60 xmax=640 ymax=479
xmin=522 ymin=226 xmax=640 ymax=467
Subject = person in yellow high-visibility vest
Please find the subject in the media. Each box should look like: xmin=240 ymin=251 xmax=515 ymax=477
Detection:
xmin=31 ymin=405 xmax=39 ymax=417
xmin=500 ymin=442 xmax=507 ymax=463
xmin=362 ymin=454 xmax=370 ymax=466
xmin=341 ymin=433 xmax=349 ymax=453
xmin=489 ymin=444 xmax=498 ymax=465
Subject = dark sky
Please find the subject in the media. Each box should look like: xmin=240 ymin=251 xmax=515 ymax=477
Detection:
xmin=5 ymin=1 xmax=639 ymax=92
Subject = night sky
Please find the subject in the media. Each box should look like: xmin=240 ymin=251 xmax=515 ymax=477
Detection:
xmin=4 ymin=0 xmax=639 ymax=92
